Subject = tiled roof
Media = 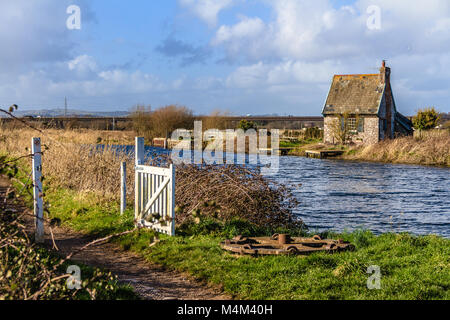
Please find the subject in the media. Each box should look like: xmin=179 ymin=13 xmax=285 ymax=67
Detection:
xmin=322 ymin=74 xmax=385 ymax=115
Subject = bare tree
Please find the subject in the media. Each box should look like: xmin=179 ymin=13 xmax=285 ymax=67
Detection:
xmin=130 ymin=105 xmax=152 ymax=139
xmin=202 ymin=110 xmax=230 ymax=131
xmin=149 ymin=105 xmax=194 ymax=139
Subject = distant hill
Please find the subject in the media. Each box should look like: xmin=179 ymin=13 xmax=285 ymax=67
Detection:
xmin=1 ymin=108 xmax=130 ymax=118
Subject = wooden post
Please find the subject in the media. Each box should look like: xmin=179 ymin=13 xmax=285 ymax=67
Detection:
xmin=169 ymin=164 xmax=176 ymax=236
xmin=135 ymin=137 xmax=144 ymax=222
xmin=135 ymin=137 xmax=144 ymax=166
xmin=32 ymin=138 xmax=44 ymax=243
xmin=120 ymin=161 xmax=126 ymax=215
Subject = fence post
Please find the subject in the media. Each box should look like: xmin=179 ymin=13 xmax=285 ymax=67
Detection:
xmin=120 ymin=161 xmax=126 ymax=215
xmin=135 ymin=137 xmax=144 ymax=166
xmin=135 ymin=137 xmax=144 ymax=222
xmin=32 ymin=137 xmax=44 ymax=243
xmin=169 ymin=164 xmax=176 ymax=236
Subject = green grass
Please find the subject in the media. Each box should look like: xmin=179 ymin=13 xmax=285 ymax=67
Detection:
xmin=280 ymin=139 xmax=322 ymax=149
xmin=280 ymin=140 xmax=302 ymax=148
xmin=42 ymin=189 xmax=450 ymax=300
xmin=5 ymin=158 xmax=450 ymax=300
xmin=46 ymin=188 xmax=135 ymax=237
xmin=117 ymin=231 xmax=449 ymax=300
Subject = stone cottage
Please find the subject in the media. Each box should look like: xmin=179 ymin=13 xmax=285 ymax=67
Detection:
xmin=322 ymin=61 xmax=413 ymax=145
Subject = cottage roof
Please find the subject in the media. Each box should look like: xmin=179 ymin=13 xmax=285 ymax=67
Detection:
xmin=322 ymin=74 xmax=385 ymax=115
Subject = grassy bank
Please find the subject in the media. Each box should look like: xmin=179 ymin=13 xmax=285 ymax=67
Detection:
xmin=280 ymin=139 xmax=322 ymax=149
xmin=125 ymin=232 xmax=449 ymax=300
xmin=1 ymin=128 xmax=449 ymax=300
xmin=342 ymin=131 xmax=450 ymax=166
xmin=39 ymin=189 xmax=450 ymax=300
xmin=288 ymin=130 xmax=449 ymax=167
xmin=8 ymin=167 xmax=450 ymax=300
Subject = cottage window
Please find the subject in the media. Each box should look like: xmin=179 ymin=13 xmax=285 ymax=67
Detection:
xmin=358 ymin=118 xmax=364 ymax=133
xmin=348 ymin=118 xmax=357 ymax=133
xmin=341 ymin=117 xmax=364 ymax=134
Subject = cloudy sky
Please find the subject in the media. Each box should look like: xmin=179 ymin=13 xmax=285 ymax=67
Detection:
xmin=0 ymin=0 xmax=449 ymax=116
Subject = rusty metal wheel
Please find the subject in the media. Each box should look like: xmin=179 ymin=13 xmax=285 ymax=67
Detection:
xmin=313 ymin=235 xmax=322 ymax=241
xmin=286 ymin=246 xmax=299 ymax=255
xmin=232 ymin=235 xmax=248 ymax=244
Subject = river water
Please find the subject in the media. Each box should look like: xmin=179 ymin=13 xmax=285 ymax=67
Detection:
xmin=272 ymin=156 xmax=449 ymax=237
xmin=115 ymin=145 xmax=449 ymax=237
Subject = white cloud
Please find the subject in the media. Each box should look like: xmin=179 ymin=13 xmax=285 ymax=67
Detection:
xmin=67 ymin=55 xmax=99 ymax=80
xmin=0 ymin=0 xmax=94 ymax=71
xmin=226 ymin=60 xmax=341 ymax=89
xmin=211 ymin=1 xmax=367 ymax=63
xmin=226 ymin=62 xmax=268 ymax=88
xmin=68 ymin=55 xmax=98 ymax=72
xmin=212 ymin=16 xmax=268 ymax=61
xmin=0 ymin=55 xmax=166 ymax=108
xmin=2 ymin=0 xmax=450 ymax=115
xmin=205 ymin=0 xmax=450 ymax=114
xmin=212 ymin=0 xmax=450 ymax=62
xmin=214 ymin=16 xmax=266 ymax=43
xmin=179 ymin=0 xmax=234 ymax=27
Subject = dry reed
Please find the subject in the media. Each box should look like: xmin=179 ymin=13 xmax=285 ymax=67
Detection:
xmin=0 ymin=128 xmax=303 ymax=229
xmin=346 ymin=130 xmax=450 ymax=166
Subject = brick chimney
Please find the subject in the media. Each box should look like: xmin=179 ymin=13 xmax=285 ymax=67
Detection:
xmin=380 ymin=60 xmax=393 ymax=138
xmin=380 ymin=60 xmax=391 ymax=84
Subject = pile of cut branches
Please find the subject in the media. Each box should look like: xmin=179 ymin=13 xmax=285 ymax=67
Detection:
xmin=174 ymin=163 xmax=304 ymax=230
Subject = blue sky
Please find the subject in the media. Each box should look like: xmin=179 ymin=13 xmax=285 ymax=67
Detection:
xmin=1 ymin=0 xmax=449 ymax=116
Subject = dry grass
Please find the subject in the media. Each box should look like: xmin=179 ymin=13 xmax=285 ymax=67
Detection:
xmin=0 ymin=127 xmax=303 ymax=230
xmin=0 ymin=128 xmax=136 ymax=199
xmin=0 ymin=126 xmax=135 ymax=145
xmin=413 ymin=129 xmax=449 ymax=139
xmin=346 ymin=130 xmax=450 ymax=166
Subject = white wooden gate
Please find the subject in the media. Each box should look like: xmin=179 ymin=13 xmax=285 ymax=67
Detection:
xmin=135 ymin=137 xmax=176 ymax=236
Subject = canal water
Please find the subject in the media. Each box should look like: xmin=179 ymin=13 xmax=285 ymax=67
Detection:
xmin=113 ymin=145 xmax=449 ymax=237
xmin=273 ymin=156 xmax=449 ymax=237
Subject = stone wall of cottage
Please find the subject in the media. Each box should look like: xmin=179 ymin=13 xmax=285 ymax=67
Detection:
xmin=323 ymin=116 xmax=337 ymax=144
xmin=360 ymin=117 xmax=380 ymax=145
xmin=324 ymin=116 xmax=380 ymax=145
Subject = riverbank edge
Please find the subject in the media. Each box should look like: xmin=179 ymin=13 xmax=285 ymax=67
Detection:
xmin=287 ymin=141 xmax=449 ymax=167
xmin=4 ymin=157 xmax=449 ymax=300
xmin=288 ymin=149 xmax=450 ymax=169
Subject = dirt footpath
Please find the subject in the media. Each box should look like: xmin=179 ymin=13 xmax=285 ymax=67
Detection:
xmin=0 ymin=175 xmax=230 ymax=300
